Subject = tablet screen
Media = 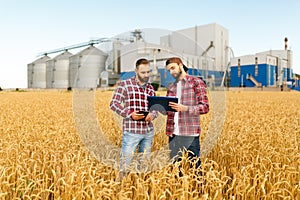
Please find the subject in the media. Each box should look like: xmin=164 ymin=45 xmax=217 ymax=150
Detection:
xmin=148 ymin=96 xmax=178 ymax=112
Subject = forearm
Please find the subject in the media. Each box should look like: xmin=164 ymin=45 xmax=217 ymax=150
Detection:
xmin=110 ymin=101 xmax=132 ymax=118
xmin=190 ymin=81 xmax=210 ymax=114
xmin=187 ymin=102 xmax=209 ymax=114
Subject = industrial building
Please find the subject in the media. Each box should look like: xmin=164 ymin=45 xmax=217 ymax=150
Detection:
xmin=117 ymin=23 xmax=229 ymax=88
xmin=27 ymin=23 xmax=300 ymax=91
xmin=230 ymin=38 xmax=298 ymax=90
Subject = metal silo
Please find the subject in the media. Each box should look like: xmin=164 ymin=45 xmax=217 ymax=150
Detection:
xmin=69 ymin=46 xmax=107 ymax=88
xmin=46 ymin=51 xmax=73 ymax=88
xmin=28 ymin=55 xmax=50 ymax=88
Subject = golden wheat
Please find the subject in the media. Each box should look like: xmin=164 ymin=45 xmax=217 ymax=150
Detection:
xmin=0 ymin=90 xmax=299 ymax=199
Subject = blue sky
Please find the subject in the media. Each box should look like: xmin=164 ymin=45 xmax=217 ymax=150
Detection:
xmin=1 ymin=0 xmax=299 ymax=88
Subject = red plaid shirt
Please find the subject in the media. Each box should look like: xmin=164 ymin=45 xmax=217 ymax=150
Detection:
xmin=166 ymin=75 xmax=209 ymax=136
xmin=110 ymin=76 xmax=157 ymax=134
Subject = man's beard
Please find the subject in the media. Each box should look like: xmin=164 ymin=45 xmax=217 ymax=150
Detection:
xmin=173 ymin=68 xmax=182 ymax=81
xmin=137 ymin=74 xmax=149 ymax=84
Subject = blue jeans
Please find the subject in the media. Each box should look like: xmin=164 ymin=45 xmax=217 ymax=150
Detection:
xmin=120 ymin=130 xmax=154 ymax=172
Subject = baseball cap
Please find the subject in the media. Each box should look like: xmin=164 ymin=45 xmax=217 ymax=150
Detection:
xmin=166 ymin=57 xmax=189 ymax=72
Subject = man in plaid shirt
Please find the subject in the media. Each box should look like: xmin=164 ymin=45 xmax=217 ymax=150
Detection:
xmin=165 ymin=57 xmax=209 ymax=172
xmin=110 ymin=58 xmax=157 ymax=174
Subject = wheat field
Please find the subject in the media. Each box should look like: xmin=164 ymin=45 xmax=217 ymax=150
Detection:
xmin=0 ymin=90 xmax=299 ymax=199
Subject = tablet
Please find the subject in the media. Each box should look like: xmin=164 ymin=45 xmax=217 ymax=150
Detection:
xmin=136 ymin=111 xmax=149 ymax=121
xmin=138 ymin=111 xmax=149 ymax=117
xmin=148 ymin=96 xmax=178 ymax=112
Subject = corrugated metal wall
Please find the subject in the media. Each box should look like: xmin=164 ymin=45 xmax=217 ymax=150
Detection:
xmin=69 ymin=46 xmax=107 ymax=88
xmin=28 ymin=55 xmax=51 ymax=88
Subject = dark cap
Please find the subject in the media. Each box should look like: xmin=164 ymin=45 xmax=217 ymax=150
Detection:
xmin=166 ymin=57 xmax=188 ymax=72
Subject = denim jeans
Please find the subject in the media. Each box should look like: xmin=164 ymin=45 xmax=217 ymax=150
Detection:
xmin=169 ymin=135 xmax=201 ymax=169
xmin=120 ymin=130 xmax=154 ymax=172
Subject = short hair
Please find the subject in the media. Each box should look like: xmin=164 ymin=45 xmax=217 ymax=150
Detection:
xmin=135 ymin=58 xmax=150 ymax=69
xmin=166 ymin=57 xmax=188 ymax=72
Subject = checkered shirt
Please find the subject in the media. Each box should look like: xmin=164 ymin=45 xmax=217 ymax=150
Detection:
xmin=110 ymin=76 xmax=157 ymax=134
xmin=166 ymin=75 xmax=209 ymax=136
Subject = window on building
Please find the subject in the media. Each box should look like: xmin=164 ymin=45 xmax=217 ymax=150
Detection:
xmin=255 ymin=57 xmax=258 ymax=76
xmin=238 ymin=59 xmax=241 ymax=77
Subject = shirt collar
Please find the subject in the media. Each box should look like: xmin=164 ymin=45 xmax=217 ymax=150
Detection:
xmin=182 ymin=75 xmax=188 ymax=82
xmin=175 ymin=74 xmax=188 ymax=84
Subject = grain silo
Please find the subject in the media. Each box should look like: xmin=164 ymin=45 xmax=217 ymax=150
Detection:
xmin=27 ymin=55 xmax=51 ymax=88
xmin=46 ymin=51 xmax=73 ymax=88
xmin=69 ymin=46 xmax=107 ymax=88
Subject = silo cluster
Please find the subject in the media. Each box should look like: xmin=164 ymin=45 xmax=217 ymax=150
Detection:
xmin=27 ymin=46 xmax=108 ymax=89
